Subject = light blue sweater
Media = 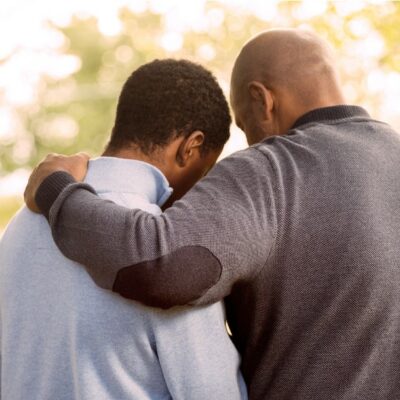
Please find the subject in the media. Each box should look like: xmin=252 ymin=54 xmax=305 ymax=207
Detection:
xmin=0 ymin=157 xmax=247 ymax=400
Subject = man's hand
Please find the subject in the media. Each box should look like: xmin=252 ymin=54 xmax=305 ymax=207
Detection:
xmin=24 ymin=152 xmax=90 ymax=213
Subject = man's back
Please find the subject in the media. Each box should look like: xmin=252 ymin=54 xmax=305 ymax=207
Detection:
xmin=226 ymin=106 xmax=400 ymax=399
xmin=0 ymin=157 xmax=246 ymax=400
xmin=28 ymin=105 xmax=400 ymax=399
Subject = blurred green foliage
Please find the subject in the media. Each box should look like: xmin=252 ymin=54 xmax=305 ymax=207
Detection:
xmin=0 ymin=197 xmax=23 ymax=231
xmin=1 ymin=1 xmax=400 ymax=231
xmin=2 ymin=2 xmax=400 ymax=172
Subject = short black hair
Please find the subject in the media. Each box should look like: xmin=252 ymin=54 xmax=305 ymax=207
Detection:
xmin=107 ymin=59 xmax=231 ymax=155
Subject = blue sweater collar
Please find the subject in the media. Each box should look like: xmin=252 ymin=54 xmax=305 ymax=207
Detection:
xmin=84 ymin=157 xmax=173 ymax=207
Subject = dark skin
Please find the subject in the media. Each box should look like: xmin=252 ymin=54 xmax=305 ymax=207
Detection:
xmin=103 ymin=131 xmax=221 ymax=205
xmin=24 ymin=132 xmax=221 ymax=212
xmin=230 ymin=28 xmax=346 ymax=144
xmin=25 ymin=28 xmax=347 ymax=209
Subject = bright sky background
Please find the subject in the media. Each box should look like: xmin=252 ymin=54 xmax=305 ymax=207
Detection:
xmin=1 ymin=0 xmax=399 ymax=197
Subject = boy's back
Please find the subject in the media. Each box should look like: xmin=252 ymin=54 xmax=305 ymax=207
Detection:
xmin=0 ymin=158 xmax=246 ymax=400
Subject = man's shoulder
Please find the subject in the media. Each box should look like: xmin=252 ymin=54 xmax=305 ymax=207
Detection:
xmin=252 ymin=116 xmax=399 ymax=159
xmin=212 ymin=146 xmax=271 ymax=175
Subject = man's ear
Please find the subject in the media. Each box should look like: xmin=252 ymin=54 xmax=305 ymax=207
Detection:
xmin=247 ymin=81 xmax=274 ymax=120
xmin=176 ymin=131 xmax=205 ymax=167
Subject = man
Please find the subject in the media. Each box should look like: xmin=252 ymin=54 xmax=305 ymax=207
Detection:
xmin=0 ymin=59 xmax=247 ymax=399
xmin=26 ymin=29 xmax=400 ymax=399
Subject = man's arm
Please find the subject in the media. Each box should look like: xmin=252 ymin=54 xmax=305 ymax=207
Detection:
xmin=33 ymin=148 xmax=277 ymax=308
xmin=150 ymin=303 xmax=247 ymax=399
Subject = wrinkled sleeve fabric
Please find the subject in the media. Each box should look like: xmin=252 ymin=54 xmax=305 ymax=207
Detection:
xmin=150 ymin=303 xmax=248 ymax=400
xmin=37 ymin=148 xmax=277 ymax=308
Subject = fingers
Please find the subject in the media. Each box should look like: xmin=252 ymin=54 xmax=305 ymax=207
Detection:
xmin=76 ymin=152 xmax=90 ymax=160
xmin=71 ymin=152 xmax=91 ymax=181
xmin=23 ymin=152 xmax=91 ymax=213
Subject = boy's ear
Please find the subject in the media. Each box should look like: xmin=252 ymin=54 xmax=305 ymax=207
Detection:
xmin=176 ymin=131 xmax=205 ymax=167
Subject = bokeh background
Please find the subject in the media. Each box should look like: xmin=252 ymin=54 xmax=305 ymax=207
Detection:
xmin=1 ymin=0 xmax=400 ymax=234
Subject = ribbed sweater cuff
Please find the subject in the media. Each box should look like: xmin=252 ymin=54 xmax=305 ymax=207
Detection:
xmin=35 ymin=171 xmax=77 ymax=220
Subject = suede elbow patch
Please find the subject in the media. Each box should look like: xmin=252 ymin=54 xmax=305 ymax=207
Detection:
xmin=112 ymin=246 xmax=222 ymax=308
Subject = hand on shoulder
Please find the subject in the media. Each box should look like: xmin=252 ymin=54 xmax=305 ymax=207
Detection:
xmin=24 ymin=152 xmax=90 ymax=213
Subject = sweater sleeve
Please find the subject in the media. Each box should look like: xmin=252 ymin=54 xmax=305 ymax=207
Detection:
xmin=37 ymin=148 xmax=277 ymax=308
xmin=150 ymin=303 xmax=248 ymax=400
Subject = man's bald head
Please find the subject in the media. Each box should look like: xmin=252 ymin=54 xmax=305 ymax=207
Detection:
xmin=230 ymin=29 xmax=345 ymax=143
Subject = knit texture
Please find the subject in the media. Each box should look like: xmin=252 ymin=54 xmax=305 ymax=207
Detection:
xmin=1 ymin=157 xmax=246 ymax=400
xmin=37 ymin=106 xmax=400 ymax=399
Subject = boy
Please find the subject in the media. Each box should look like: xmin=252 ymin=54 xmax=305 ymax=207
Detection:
xmin=0 ymin=59 xmax=247 ymax=399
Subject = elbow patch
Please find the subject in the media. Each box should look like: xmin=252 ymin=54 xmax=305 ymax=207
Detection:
xmin=112 ymin=246 xmax=222 ymax=309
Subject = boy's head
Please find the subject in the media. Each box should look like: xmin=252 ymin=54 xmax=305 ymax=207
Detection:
xmin=105 ymin=59 xmax=231 ymax=201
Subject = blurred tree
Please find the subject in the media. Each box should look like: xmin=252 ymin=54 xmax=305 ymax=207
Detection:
xmin=4 ymin=11 xmax=168 ymax=171
xmin=2 ymin=1 xmax=400 ymax=174
xmin=2 ymin=1 xmax=400 ymax=233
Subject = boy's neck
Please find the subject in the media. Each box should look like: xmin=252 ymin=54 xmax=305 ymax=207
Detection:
xmin=102 ymin=146 xmax=178 ymax=209
xmin=102 ymin=147 xmax=167 ymax=177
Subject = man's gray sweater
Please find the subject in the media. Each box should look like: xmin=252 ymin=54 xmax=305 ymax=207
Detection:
xmin=37 ymin=105 xmax=400 ymax=399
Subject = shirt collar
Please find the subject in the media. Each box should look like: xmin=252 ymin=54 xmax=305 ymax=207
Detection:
xmin=291 ymin=105 xmax=370 ymax=130
xmin=84 ymin=157 xmax=173 ymax=207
